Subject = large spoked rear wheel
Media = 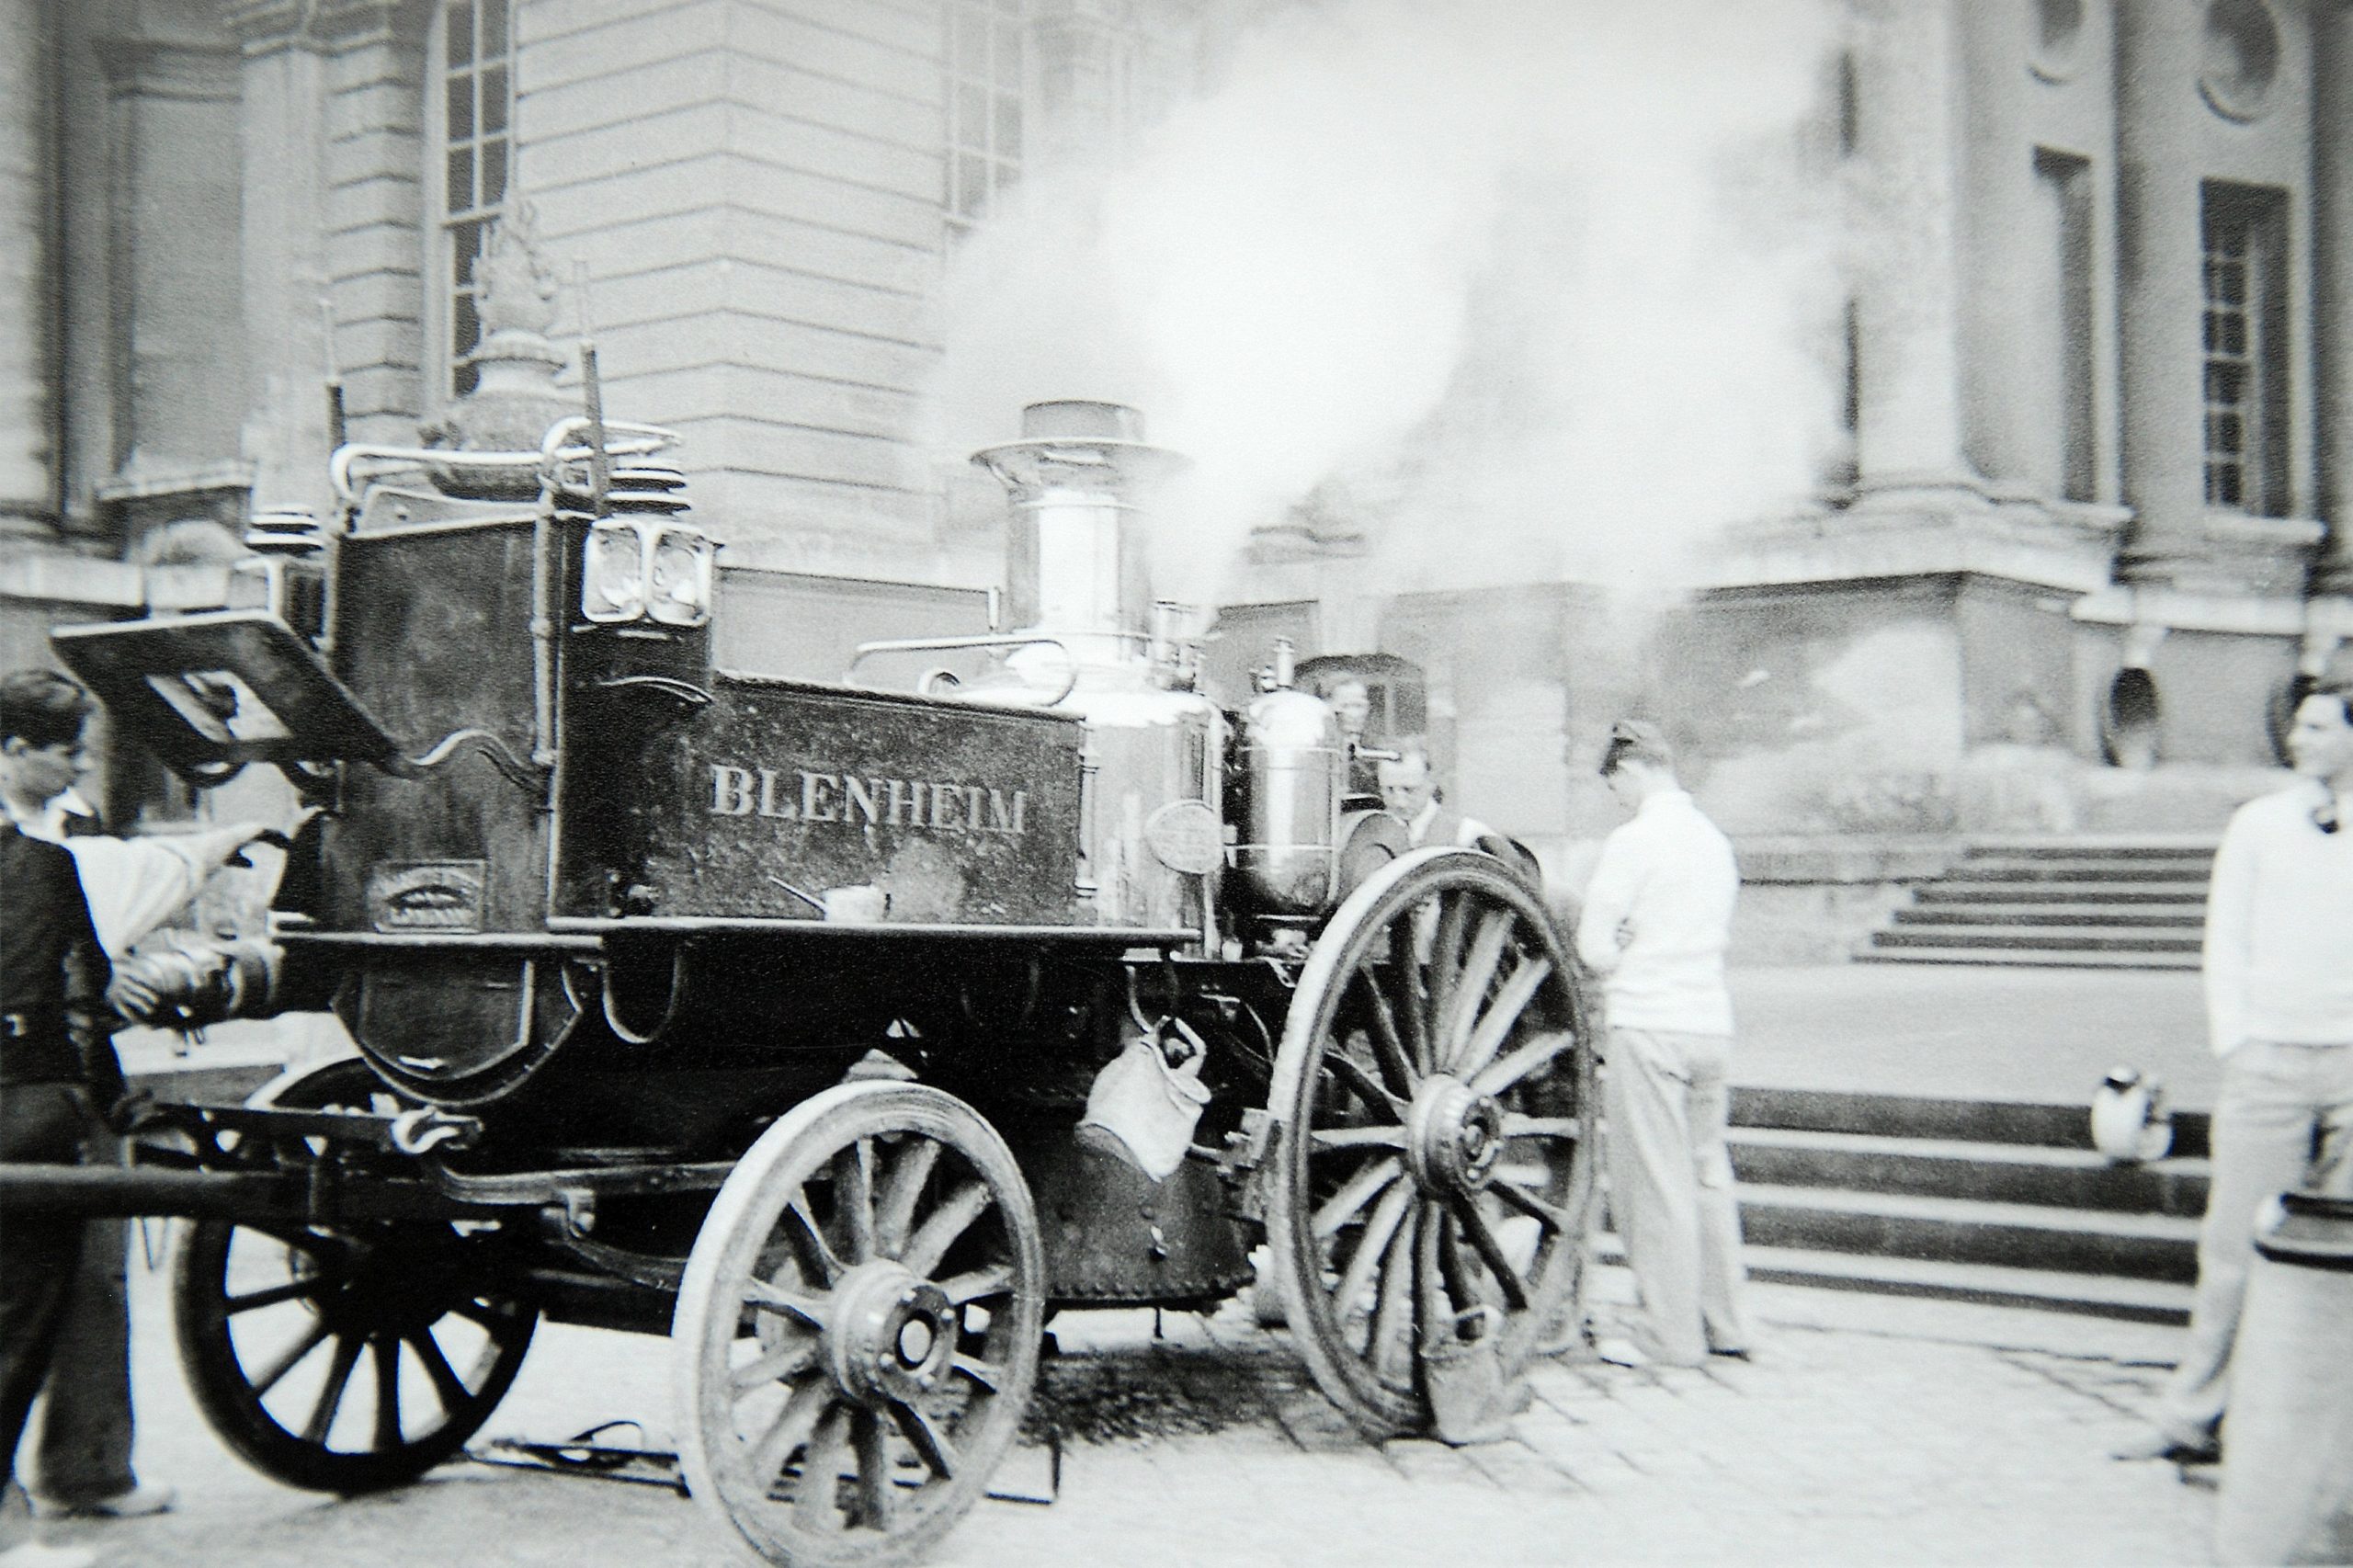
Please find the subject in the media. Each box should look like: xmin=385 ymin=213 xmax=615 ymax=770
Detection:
xmin=675 ymin=1082 xmax=1045 ymax=1568
xmin=173 ymin=1057 xmax=538 ymax=1492
xmin=1267 ymin=847 xmax=1597 ymax=1437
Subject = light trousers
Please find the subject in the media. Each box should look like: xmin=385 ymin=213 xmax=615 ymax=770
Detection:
xmin=2157 ymin=1038 xmax=2353 ymax=1444
xmin=1602 ymin=1026 xmax=1751 ymax=1365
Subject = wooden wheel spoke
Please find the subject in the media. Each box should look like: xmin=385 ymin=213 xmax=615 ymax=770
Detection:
xmin=1422 ymin=893 xmax=1475 ymax=1065
xmin=1368 ymin=1205 xmax=1421 ymax=1380
xmin=1309 ymin=1124 xmax=1406 ymax=1153
xmin=744 ymin=1278 xmax=830 ymax=1330
xmin=851 ymin=1409 xmax=892 ymax=1528
xmin=793 ymin=1405 xmax=852 ymax=1531
xmin=1470 ymin=1029 xmax=1574 ymax=1098
xmin=248 ymin=1318 xmax=332 ymax=1396
xmin=783 ymin=1195 xmax=847 ymax=1286
xmin=1385 ymin=948 xmax=1434 ymax=1075
xmin=1313 ymin=1155 xmax=1403 ymax=1239
xmin=1451 ymin=958 xmax=1552 ymax=1080
xmin=1330 ymin=1182 xmax=1413 ymax=1318
xmin=875 ymin=1138 xmax=942 ymax=1260
xmin=748 ymin=1379 xmax=832 ymax=1488
xmin=301 ymin=1335 xmax=365 ymax=1444
xmin=949 ymin=1353 xmax=1005 ymax=1392
xmin=1449 ymin=1196 xmax=1531 ymax=1311
xmin=834 ymin=1140 xmax=877 ymax=1265
xmin=225 ymin=1276 xmax=327 ymax=1315
xmin=1320 ymin=1049 xmax=1406 ymax=1123
xmin=1502 ymin=1113 xmax=1582 ymax=1140
xmin=1489 ymin=1176 xmax=1577 ymax=1233
xmin=891 ymin=1399 xmax=960 ymax=1479
xmin=935 ymin=1262 xmax=1014 ymax=1305
xmin=406 ymin=1328 xmax=470 ymax=1413
xmin=370 ymin=1335 xmax=403 ymax=1451
xmin=1439 ymin=913 xmax=1513 ymax=1060
xmin=731 ymin=1334 xmax=822 ymax=1393
xmin=1348 ymin=967 xmax=1420 ymax=1096
xmin=899 ymin=1180 xmax=993 ymax=1278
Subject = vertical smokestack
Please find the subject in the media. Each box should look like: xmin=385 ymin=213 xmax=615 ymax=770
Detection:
xmin=971 ymin=401 xmax=1188 ymax=658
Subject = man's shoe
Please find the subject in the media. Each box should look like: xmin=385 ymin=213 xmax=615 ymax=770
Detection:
xmin=2110 ymin=1427 xmax=2220 ymax=1465
xmin=33 ymin=1484 xmax=174 ymax=1521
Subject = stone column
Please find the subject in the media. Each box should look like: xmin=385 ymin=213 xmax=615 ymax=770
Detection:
xmin=1953 ymin=0 xmax=2039 ymax=492
xmin=0 ymin=0 xmax=55 ymax=539
xmin=1846 ymin=0 xmax=1976 ymax=494
xmin=2112 ymin=0 xmax=2209 ymax=584
xmin=318 ymin=1 xmax=428 ymax=445
xmin=228 ymin=3 xmax=336 ymax=513
xmin=2314 ymin=0 xmax=2353 ymax=595
xmin=95 ymin=34 xmax=246 ymax=477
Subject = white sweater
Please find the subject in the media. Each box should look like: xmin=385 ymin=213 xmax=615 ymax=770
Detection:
xmin=1574 ymin=790 xmax=1738 ymax=1037
xmin=2202 ymin=784 xmax=2353 ymax=1055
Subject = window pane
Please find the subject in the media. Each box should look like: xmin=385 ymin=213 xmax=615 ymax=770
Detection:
xmin=448 ymin=1 xmax=476 ymax=67
xmin=453 ymin=290 xmax=481 ymax=360
xmin=447 ymin=75 xmax=475 ymax=142
xmin=483 ymin=141 xmax=508 ymax=207
xmin=447 ymin=148 xmax=474 ymax=213
xmin=2214 ymin=413 xmax=2243 ymax=453
xmin=995 ymin=96 xmax=1021 ymax=160
xmin=2218 ymin=315 xmax=2245 ymax=356
xmin=452 ymin=220 xmax=483 ymax=286
xmin=956 ymin=12 xmax=986 ymax=75
xmin=956 ymin=82 xmax=986 ymax=143
xmin=483 ymin=65 xmax=509 ymax=135
xmin=482 ymin=0 xmax=509 ymax=50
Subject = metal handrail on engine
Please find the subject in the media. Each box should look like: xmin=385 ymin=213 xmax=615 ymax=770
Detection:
xmin=325 ymin=419 xmax=681 ymax=507
xmin=847 ymin=634 xmax=1082 ymax=708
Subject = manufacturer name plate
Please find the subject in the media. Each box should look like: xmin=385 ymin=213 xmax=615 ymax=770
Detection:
xmin=367 ymin=860 xmax=489 ymax=932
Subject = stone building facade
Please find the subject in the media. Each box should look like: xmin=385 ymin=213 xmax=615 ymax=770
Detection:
xmin=1 ymin=0 xmax=2347 ymax=844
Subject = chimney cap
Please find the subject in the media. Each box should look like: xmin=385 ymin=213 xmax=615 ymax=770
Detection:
xmin=1020 ymin=401 xmax=1147 ymax=443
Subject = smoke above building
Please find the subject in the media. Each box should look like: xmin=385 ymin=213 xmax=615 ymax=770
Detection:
xmin=926 ymin=0 xmax=1846 ymax=610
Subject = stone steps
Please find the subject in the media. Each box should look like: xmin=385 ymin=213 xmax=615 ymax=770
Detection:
xmin=1859 ymin=837 xmax=2215 ymax=971
xmin=1707 ymin=1087 xmax=2204 ymax=1324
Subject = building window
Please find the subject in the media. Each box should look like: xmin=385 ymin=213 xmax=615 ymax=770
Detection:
xmin=945 ymin=0 xmax=1025 ymax=233
xmin=432 ymin=0 xmax=515 ymax=401
xmin=2201 ymin=181 xmax=2288 ymax=514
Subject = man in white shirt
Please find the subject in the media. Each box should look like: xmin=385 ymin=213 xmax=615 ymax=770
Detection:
xmin=1574 ymin=720 xmax=1750 ymax=1368
xmin=2116 ymin=678 xmax=2353 ymax=1464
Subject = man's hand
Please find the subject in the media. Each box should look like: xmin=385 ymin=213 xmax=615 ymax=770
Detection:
xmin=108 ymin=966 xmax=166 ymax=1024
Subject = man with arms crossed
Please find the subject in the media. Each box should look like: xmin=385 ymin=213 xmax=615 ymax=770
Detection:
xmin=1576 ymin=721 xmax=1751 ymax=1369
xmin=2115 ymin=677 xmax=2353 ymax=1463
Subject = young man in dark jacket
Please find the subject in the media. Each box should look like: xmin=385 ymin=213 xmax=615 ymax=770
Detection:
xmin=1 ymin=672 xmax=120 ymax=1568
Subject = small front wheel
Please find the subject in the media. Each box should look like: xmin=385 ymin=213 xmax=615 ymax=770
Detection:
xmin=674 ymin=1082 xmax=1045 ymax=1568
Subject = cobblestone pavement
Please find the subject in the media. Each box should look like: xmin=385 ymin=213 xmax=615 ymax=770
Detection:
xmin=36 ymin=1256 xmax=2220 ymax=1568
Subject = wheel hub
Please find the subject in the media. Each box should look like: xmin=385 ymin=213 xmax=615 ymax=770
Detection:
xmin=1404 ymin=1075 xmax=1507 ymax=1194
xmin=826 ymin=1261 xmax=956 ymax=1409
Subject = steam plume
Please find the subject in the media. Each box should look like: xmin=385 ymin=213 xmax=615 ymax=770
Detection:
xmin=928 ymin=0 xmax=1845 ymax=608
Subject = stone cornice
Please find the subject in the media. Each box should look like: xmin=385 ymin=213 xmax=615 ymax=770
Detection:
xmin=94 ymin=36 xmax=241 ymax=102
xmin=223 ymin=0 xmax=425 ymax=57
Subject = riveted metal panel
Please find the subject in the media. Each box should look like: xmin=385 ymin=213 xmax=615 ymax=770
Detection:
xmin=612 ymin=675 xmax=1088 ymax=926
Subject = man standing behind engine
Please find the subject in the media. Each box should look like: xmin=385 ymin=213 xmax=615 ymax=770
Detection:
xmin=2113 ymin=677 xmax=2353 ymax=1465
xmin=1575 ymin=720 xmax=1751 ymax=1369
